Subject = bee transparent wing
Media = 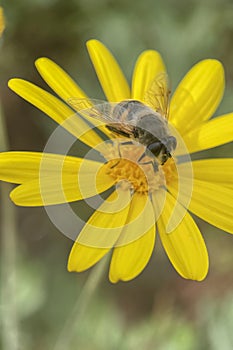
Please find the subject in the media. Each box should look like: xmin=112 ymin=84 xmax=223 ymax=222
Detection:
xmin=68 ymin=98 xmax=113 ymax=122
xmin=144 ymin=72 xmax=171 ymax=119
xmin=67 ymin=97 xmax=93 ymax=111
xmin=67 ymin=98 xmax=135 ymax=138
xmin=169 ymin=87 xmax=200 ymax=136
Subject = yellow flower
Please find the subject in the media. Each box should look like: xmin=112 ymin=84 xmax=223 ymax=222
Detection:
xmin=2 ymin=40 xmax=233 ymax=283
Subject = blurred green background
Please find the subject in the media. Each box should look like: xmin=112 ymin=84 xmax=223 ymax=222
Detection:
xmin=0 ymin=0 xmax=233 ymax=349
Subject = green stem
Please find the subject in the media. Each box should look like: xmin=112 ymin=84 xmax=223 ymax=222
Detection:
xmin=53 ymin=254 xmax=110 ymax=350
xmin=0 ymin=105 xmax=19 ymax=350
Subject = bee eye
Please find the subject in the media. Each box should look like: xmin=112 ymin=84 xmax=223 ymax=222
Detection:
xmin=147 ymin=142 xmax=162 ymax=156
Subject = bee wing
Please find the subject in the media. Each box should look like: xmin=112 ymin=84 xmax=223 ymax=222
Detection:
xmin=144 ymin=72 xmax=171 ymax=119
xmin=67 ymin=98 xmax=135 ymax=138
xmin=169 ymin=87 xmax=200 ymax=136
xmin=68 ymin=98 xmax=113 ymax=122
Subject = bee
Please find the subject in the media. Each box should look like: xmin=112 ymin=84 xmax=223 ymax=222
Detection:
xmin=68 ymin=73 xmax=177 ymax=170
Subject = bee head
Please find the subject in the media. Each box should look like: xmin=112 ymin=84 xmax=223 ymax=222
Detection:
xmin=147 ymin=140 xmax=163 ymax=157
xmin=147 ymin=136 xmax=177 ymax=165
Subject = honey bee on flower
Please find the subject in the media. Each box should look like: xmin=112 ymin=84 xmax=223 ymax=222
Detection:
xmin=68 ymin=72 xmax=176 ymax=172
xmin=0 ymin=39 xmax=232 ymax=283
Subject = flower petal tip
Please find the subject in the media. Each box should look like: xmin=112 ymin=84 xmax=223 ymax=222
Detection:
xmin=86 ymin=39 xmax=102 ymax=49
xmin=67 ymin=261 xmax=77 ymax=273
xmin=9 ymin=188 xmax=20 ymax=206
xmin=8 ymin=78 xmax=26 ymax=93
xmin=67 ymin=254 xmax=84 ymax=273
xmin=109 ymin=272 xmax=137 ymax=284
xmin=8 ymin=78 xmax=18 ymax=90
xmin=200 ymin=58 xmax=225 ymax=80
xmin=109 ymin=275 xmax=118 ymax=284
xmin=109 ymin=272 xmax=129 ymax=284
xmin=35 ymin=57 xmax=50 ymax=68
xmin=177 ymin=258 xmax=209 ymax=282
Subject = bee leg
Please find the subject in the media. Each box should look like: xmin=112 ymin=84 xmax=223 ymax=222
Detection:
xmin=140 ymin=160 xmax=159 ymax=172
xmin=152 ymin=161 xmax=159 ymax=172
xmin=110 ymin=160 xmax=121 ymax=168
xmin=110 ymin=140 xmax=135 ymax=168
xmin=119 ymin=140 xmax=135 ymax=146
xmin=137 ymin=151 xmax=147 ymax=163
xmin=110 ymin=141 xmax=133 ymax=168
xmin=117 ymin=140 xmax=135 ymax=157
xmin=137 ymin=152 xmax=159 ymax=172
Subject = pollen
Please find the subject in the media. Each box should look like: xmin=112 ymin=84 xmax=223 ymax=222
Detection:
xmin=101 ymin=141 xmax=167 ymax=194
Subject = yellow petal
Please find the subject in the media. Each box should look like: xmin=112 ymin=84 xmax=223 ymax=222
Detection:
xmin=8 ymin=79 xmax=103 ymax=148
xmin=10 ymin=162 xmax=115 ymax=206
xmin=114 ymin=192 xmax=156 ymax=246
xmin=178 ymin=159 xmax=233 ymax=186
xmin=36 ymin=58 xmax=114 ymax=140
xmin=0 ymin=7 xmax=5 ymax=37
xmin=68 ymin=244 xmax=110 ymax=273
xmin=181 ymin=113 xmax=233 ymax=154
xmin=75 ymin=189 xmax=131 ymax=248
xmin=67 ymin=190 xmax=131 ymax=272
xmin=132 ymin=50 xmax=166 ymax=102
xmin=168 ymin=179 xmax=233 ymax=234
xmin=35 ymin=57 xmax=88 ymax=101
xmin=109 ymin=193 xmax=155 ymax=283
xmin=0 ymin=151 xmax=89 ymax=183
xmin=170 ymin=60 xmax=224 ymax=134
xmin=86 ymin=39 xmax=130 ymax=102
xmin=153 ymin=191 xmax=209 ymax=281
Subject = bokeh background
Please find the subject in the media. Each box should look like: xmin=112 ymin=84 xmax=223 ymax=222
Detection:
xmin=1 ymin=0 xmax=233 ymax=349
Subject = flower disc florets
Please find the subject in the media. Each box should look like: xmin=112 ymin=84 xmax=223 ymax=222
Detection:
xmin=102 ymin=141 xmax=168 ymax=194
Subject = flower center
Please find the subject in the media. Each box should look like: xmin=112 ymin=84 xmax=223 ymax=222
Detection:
xmin=101 ymin=141 xmax=176 ymax=194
